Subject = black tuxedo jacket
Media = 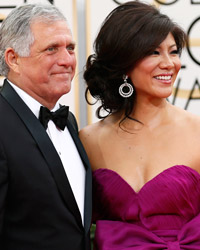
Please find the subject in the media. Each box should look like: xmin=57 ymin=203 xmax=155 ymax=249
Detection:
xmin=0 ymin=80 xmax=92 ymax=250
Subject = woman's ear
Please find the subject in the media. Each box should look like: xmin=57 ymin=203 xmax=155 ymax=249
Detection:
xmin=5 ymin=48 xmax=20 ymax=73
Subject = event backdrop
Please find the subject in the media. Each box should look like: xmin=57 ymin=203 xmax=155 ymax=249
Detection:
xmin=0 ymin=0 xmax=199 ymax=128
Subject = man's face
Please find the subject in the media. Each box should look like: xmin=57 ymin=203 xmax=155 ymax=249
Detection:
xmin=15 ymin=20 xmax=76 ymax=108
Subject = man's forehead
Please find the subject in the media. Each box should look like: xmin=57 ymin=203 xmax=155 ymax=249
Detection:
xmin=31 ymin=20 xmax=70 ymax=32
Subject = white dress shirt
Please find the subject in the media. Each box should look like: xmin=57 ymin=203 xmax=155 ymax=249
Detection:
xmin=8 ymin=81 xmax=86 ymax=225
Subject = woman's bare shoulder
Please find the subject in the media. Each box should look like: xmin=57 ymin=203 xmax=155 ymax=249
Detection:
xmin=173 ymin=105 xmax=200 ymax=123
xmin=79 ymin=114 xmax=115 ymax=138
xmin=172 ymin=106 xmax=200 ymax=138
xmin=80 ymin=120 xmax=104 ymax=139
xmin=79 ymin=120 xmax=106 ymax=157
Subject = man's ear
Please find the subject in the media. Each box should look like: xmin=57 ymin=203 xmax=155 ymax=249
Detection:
xmin=5 ymin=48 xmax=20 ymax=73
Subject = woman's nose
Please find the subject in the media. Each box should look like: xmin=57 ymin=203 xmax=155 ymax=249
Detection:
xmin=159 ymin=54 xmax=174 ymax=69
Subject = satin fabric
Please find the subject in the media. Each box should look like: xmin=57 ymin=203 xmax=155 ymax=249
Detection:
xmin=93 ymin=165 xmax=200 ymax=249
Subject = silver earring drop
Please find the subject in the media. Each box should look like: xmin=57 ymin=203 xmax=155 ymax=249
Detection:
xmin=119 ymin=75 xmax=134 ymax=98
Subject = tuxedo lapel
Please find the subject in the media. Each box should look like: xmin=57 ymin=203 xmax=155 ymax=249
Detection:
xmin=1 ymin=80 xmax=83 ymax=228
xmin=67 ymin=120 xmax=92 ymax=234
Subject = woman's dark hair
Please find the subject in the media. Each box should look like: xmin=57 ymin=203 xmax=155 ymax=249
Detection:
xmin=83 ymin=0 xmax=187 ymax=119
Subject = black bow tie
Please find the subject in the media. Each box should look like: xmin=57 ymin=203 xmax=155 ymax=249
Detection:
xmin=39 ymin=105 xmax=69 ymax=130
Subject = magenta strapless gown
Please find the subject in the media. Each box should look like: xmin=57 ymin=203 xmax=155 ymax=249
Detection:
xmin=92 ymin=165 xmax=200 ymax=249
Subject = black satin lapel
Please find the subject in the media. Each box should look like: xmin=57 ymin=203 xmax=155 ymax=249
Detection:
xmin=67 ymin=120 xmax=92 ymax=233
xmin=83 ymin=164 xmax=92 ymax=234
xmin=1 ymin=80 xmax=83 ymax=228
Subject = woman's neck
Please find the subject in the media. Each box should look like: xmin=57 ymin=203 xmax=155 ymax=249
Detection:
xmin=121 ymin=96 xmax=172 ymax=131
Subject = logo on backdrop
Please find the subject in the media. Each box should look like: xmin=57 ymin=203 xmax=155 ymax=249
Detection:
xmin=0 ymin=0 xmax=54 ymax=22
xmin=113 ymin=0 xmax=180 ymax=4
xmin=112 ymin=0 xmax=200 ymax=5
xmin=154 ymin=0 xmax=179 ymax=5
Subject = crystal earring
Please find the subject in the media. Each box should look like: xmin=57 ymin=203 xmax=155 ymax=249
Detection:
xmin=119 ymin=75 xmax=134 ymax=98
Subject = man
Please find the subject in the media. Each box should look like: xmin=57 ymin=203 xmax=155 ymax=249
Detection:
xmin=0 ymin=4 xmax=92 ymax=250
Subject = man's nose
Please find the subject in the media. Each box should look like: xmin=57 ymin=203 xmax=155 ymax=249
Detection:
xmin=57 ymin=49 xmax=76 ymax=67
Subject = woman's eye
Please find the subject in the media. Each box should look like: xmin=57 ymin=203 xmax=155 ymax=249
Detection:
xmin=171 ymin=49 xmax=179 ymax=55
xmin=152 ymin=50 xmax=159 ymax=55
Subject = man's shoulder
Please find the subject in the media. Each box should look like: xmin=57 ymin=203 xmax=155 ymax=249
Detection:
xmin=68 ymin=111 xmax=78 ymax=133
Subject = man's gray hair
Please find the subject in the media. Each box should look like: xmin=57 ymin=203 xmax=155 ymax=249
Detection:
xmin=0 ymin=4 xmax=67 ymax=77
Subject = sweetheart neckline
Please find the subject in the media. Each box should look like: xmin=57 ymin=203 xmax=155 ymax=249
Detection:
xmin=93 ymin=165 xmax=200 ymax=194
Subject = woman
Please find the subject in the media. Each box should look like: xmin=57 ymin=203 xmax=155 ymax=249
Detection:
xmin=80 ymin=1 xmax=200 ymax=249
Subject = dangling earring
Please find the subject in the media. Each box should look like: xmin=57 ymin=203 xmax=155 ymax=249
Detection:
xmin=119 ymin=75 xmax=134 ymax=98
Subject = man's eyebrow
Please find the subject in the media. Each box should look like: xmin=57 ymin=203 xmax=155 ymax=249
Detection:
xmin=69 ymin=41 xmax=76 ymax=47
xmin=44 ymin=42 xmax=59 ymax=48
xmin=45 ymin=41 xmax=76 ymax=48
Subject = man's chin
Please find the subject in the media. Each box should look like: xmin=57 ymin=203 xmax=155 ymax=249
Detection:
xmin=58 ymin=84 xmax=71 ymax=96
